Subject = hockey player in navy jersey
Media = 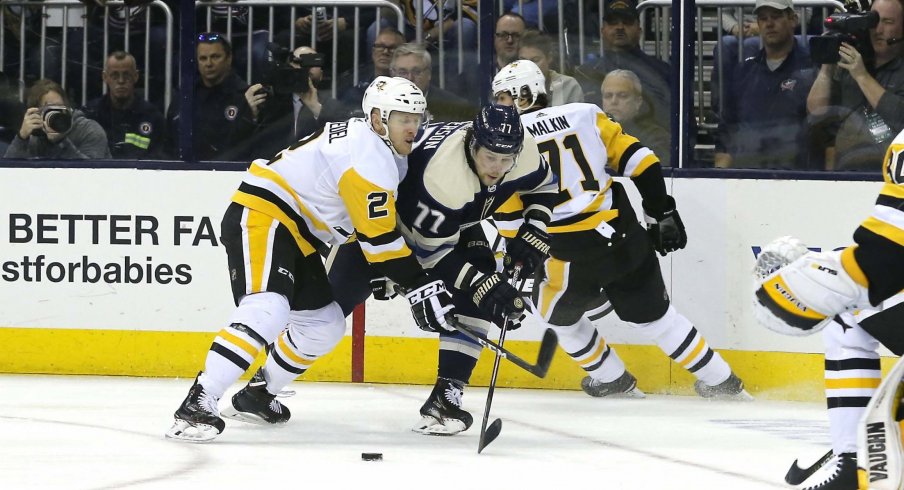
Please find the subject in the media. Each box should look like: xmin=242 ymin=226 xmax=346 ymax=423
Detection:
xmin=282 ymin=104 xmax=559 ymax=435
xmin=490 ymin=60 xmax=750 ymax=401
xmin=165 ymin=77 xmax=456 ymax=443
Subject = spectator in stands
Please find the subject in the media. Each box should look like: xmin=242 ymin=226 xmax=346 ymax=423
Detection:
xmin=390 ymin=43 xmax=474 ymax=122
xmin=366 ymin=1 xmax=477 ymax=60
xmin=167 ymin=33 xmax=256 ymax=161
xmin=336 ymin=27 xmax=405 ymax=117
xmin=83 ymin=51 xmax=168 ymax=159
xmin=714 ymin=0 xmax=817 ymax=170
xmin=287 ymin=6 xmax=376 ymax=78
xmin=721 ymin=7 xmax=758 ymax=38
xmin=5 ymin=78 xmax=110 ymax=159
xmin=518 ymin=30 xmax=584 ymax=106
xmin=807 ymin=0 xmax=904 ymax=171
xmin=574 ymin=0 xmax=671 ymax=131
xmin=503 ymin=0 xmax=559 ymax=30
xmin=495 ymin=12 xmax=527 ymax=72
xmin=0 ymin=71 xmax=23 ymax=155
xmin=244 ymin=46 xmax=348 ymax=158
xmin=601 ymin=69 xmax=671 ymax=166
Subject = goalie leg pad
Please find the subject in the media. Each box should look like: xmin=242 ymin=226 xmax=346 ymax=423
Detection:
xmin=857 ymin=356 xmax=904 ymax=490
xmin=754 ymin=251 xmax=868 ymax=336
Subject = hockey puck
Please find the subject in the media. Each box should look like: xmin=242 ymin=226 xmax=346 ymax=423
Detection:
xmin=361 ymin=452 xmax=383 ymax=461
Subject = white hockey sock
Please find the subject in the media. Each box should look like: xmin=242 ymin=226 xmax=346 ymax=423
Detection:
xmin=823 ymin=316 xmax=881 ymax=455
xmin=200 ymin=323 xmax=267 ymax=398
xmin=629 ymin=305 xmax=731 ymax=387
xmin=263 ymin=302 xmax=347 ymax=394
xmin=552 ymin=317 xmax=625 ymax=383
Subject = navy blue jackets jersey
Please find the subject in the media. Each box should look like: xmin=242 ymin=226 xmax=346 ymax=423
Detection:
xmin=397 ymin=121 xmax=558 ymax=289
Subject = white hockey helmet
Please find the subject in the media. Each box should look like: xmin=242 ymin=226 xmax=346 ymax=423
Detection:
xmin=362 ymin=76 xmax=427 ymax=154
xmin=491 ymin=60 xmax=547 ymax=113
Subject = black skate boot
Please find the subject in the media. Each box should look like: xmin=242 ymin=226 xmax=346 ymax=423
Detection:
xmin=581 ymin=371 xmax=645 ymax=398
xmin=412 ymin=377 xmax=473 ymax=435
xmin=694 ymin=372 xmax=753 ymax=401
xmin=221 ymin=369 xmax=291 ymax=425
xmin=165 ymin=373 xmax=226 ymax=443
xmin=800 ymin=452 xmax=857 ymax=490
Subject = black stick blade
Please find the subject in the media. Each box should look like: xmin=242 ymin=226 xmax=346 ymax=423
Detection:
xmin=531 ymin=328 xmax=558 ymax=378
xmin=478 ymin=418 xmax=503 ymax=454
xmin=785 ymin=449 xmax=833 ymax=485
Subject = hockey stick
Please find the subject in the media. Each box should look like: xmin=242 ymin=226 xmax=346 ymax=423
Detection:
xmin=447 ymin=318 xmax=557 ymax=379
xmin=477 ymin=267 xmax=524 ymax=454
xmin=392 ymin=282 xmax=557 ymax=378
xmin=784 ymin=449 xmax=833 ymax=485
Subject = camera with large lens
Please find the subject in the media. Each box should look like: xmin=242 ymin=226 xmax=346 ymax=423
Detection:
xmin=809 ymin=9 xmax=878 ymax=65
xmin=38 ymin=105 xmax=73 ymax=134
xmin=259 ymin=43 xmax=325 ymax=98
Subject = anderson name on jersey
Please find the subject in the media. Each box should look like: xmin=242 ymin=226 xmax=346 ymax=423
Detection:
xmin=231 ymin=118 xmax=423 ymax=285
xmin=396 ymin=121 xmax=558 ymax=289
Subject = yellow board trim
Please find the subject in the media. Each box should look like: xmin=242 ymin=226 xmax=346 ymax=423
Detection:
xmin=0 ymin=327 xmax=898 ymax=402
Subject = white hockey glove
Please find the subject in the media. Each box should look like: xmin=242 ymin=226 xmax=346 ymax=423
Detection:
xmin=857 ymin=355 xmax=904 ymax=490
xmin=753 ymin=237 xmax=869 ymax=336
xmin=405 ymin=279 xmax=455 ymax=333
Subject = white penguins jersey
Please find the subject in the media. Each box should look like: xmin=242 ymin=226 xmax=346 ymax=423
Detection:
xmin=498 ymin=103 xmax=661 ymax=235
xmin=231 ymin=118 xmax=418 ymax=275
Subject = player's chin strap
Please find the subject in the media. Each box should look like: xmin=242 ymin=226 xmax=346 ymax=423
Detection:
xmin=856 ymin=355 xmax=904 ymax=490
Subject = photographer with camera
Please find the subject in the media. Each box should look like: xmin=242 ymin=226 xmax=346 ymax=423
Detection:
xmin=807 ymin=0 xmax=904 ymax=170
xmin=4 ymin=79 xmax=110 ymax=160
xmin=244 ymin=45 xmax=348 ymax=158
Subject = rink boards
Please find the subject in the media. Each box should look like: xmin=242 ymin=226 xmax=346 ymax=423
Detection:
xmin=0 ymin=167 xmax=895 ymax=400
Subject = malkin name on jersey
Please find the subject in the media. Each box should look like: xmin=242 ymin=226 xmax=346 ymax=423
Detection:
xmin=524 ymin=113 xmax=571 ymax=138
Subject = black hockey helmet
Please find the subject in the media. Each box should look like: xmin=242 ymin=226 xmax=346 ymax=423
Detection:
xmin=471 ymin=104 xmax=524 ymax=155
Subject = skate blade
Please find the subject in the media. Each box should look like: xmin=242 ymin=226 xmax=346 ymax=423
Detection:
xmin=615 ymin=387 xmax=647 ymax=399
xmin=221 ymin=406 xmax=289 ymax=426
xmin=411 ymin=415 xmax=467 ymax=436
xmin=699 ymin=389 xmax=755 ymax=402
xmin=165 ymin=419 xmax=220 ymax=443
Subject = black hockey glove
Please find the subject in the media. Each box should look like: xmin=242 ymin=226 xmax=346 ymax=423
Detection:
xmin=645 ymin=196 xmax=687 ymax=257
xmin=468 ymin=272 xmax=526 ymax=326
xmin=503 ymin=222 xmax=551 ymax=275
xmin=370 ymin=276 xmax=399 ymax=301
xmin=405 ymin=279 xmax=455 ymax=333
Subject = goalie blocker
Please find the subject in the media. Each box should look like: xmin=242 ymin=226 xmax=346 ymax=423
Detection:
xmin=857 ymin=356 xmax=904 ymax=490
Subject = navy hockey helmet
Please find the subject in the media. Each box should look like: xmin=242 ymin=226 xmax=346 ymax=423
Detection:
xmin=471 ymin=104 xmax=524 ymax=155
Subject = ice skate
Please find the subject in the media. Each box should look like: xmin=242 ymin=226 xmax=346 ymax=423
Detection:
xmin=581 ymin=371 xmax=645 ymax=398
xmin=221 ymin=369 xmax=291 ymax=426
xmin=799 ymin=452 xmax=857 ymax=490
xmin=694 ymin=372 xmax=753 ymax=401
xmin=412 ymin=377 xmax=473 ymax=435
xmin=165 ymin=373 xmax=225 ymax=443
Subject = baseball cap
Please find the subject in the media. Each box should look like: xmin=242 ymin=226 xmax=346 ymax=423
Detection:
xmin=603 ymin=0 xmax=639 ymax=21
xmin=754 ymin=0 xmax=793 ymax=13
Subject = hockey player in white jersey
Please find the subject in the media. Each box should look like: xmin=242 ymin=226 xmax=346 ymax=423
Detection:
xmin=491 ymin=60 xmax=750 ymax=400
xmin=165 ymin=77 xmax=456 ymax=443
xmin=752 ymin=132 xmax=904 ymax=489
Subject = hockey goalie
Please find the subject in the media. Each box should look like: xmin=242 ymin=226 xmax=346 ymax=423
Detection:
xmin=752 ymin=129 xmax=904 ymax=489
